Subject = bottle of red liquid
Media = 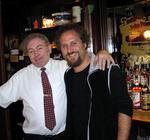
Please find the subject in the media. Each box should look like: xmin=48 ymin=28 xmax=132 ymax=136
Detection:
xmin=131 ymin=63 xmax=141 ymax=109
xmin=132 ymin=82 xmax=141 ymax=109
xmin=33 ymin=19 xmax=39 ymax=29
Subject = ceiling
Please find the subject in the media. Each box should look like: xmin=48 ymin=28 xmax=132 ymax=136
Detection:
xmin=1 ymin=0 xmax=138 ymax=15
xmin=1 ymin=0 xmax=137 ymax=8
xmin=1 ymin=0 xmax=145 ymax=33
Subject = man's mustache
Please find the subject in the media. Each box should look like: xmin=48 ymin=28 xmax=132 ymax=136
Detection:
xmin=67 ymin=52 xmax=77 ymax=56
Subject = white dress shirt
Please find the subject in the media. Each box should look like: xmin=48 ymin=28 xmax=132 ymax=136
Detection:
xmin=0 ymin=58 xmax=68 ymax=135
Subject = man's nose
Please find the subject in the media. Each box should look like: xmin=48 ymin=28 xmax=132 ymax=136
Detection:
xmin=66 ymin=45 xmax=74 ymax=53
xmin=33 ymin=49 xmax=39 ymax=56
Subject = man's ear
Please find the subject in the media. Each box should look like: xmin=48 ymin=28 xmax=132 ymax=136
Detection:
xmin=83 ymin=43 xmax=87 ymax=49
xmin=48 ymin=44 xmax=52 ymax=54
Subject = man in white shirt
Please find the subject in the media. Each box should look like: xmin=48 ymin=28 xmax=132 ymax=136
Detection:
xmin=0 ymin=33 xmax=114 ymax=140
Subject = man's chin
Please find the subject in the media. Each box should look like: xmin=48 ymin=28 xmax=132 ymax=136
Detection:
xmin=33 ymin=62 xmax=44 ymax=68
xmin=67 ymin=60 xmax=81 ymax=68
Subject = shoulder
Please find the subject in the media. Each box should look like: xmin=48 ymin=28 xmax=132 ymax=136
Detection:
xmin=14 ymin=64 xmax=33 ymax=74
xmin=89 ymin=64 xmax=120 ymax=81
xmin=47 ymin=59 xmax=69 ymax=77
xmin=49 ymin=59 xmax=68 ymax=69
xmin=65 ymin=67 xmax=74 ymax=76
xmin=8 ymin=64 xmax=33 ymax=82
xmin=108 ymin=64 xmax=120 ymax=73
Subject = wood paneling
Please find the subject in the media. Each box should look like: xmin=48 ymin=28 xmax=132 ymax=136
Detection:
xmin=91 ymin=0 xmax=108 ymax=53
xmin=0 ymin=0 xmax=12 ymax=140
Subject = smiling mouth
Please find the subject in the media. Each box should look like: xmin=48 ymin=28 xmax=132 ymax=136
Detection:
xmin=67 ymin=52 xmax=77 ymax=57
xmin=34 ymin=56 xmax=43 ymax=63
xmin=68 ymin=54 xmax=75 ymax=57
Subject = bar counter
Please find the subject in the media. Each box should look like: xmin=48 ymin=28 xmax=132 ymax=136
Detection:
xmin=132 ymin=109 xmax=150 ymax=139
xmin=132 ymin=109 xmax=150 ymax=123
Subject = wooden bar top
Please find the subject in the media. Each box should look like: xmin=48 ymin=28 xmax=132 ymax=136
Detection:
xmin=132 ymin=109 xmax=150 ymax=123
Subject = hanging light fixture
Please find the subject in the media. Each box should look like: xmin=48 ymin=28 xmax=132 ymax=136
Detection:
xmin=143 ymin=30 xmax=150 ymax=40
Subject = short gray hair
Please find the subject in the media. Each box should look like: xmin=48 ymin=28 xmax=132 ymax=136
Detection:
xmin=20 ymin=33 xmax=50 ymax=55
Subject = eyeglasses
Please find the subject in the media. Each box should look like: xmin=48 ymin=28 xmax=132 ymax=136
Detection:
xmin=27 ymin=45 xmax=48 ymax=55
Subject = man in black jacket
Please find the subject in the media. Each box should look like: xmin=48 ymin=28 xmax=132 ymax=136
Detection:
xmin=55 ymin=24 xmax=133 ymax=140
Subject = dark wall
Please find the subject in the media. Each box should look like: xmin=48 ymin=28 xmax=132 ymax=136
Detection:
xmin=0 ymin=0 xmax=12 ymax=140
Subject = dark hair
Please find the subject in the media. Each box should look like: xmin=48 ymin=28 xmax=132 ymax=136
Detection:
xmin=20 ymin=33 xmax=50 ymax=55
xmin=54 ymin=24 xmax=90 ymax=49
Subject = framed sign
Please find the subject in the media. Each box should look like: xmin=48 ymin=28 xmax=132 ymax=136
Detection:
xmin=120 ymin=16 xmax=150 ymax=55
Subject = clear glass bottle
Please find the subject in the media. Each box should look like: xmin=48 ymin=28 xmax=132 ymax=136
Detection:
xmin=141 ymin=84 xmax=150 ymax=110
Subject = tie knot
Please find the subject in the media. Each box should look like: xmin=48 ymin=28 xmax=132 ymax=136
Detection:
xmin=41 ymin=67 xmax=46 ymax=72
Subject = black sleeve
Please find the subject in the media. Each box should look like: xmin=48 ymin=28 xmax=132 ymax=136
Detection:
xmin=110 ymin=65 xmax=133 ymax=117
xmin=64 ymin=70 xmax=75 ymax=140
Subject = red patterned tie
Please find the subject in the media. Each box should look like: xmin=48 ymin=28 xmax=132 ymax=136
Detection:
xmin=41 ymin=67 xmax=56 ymax=130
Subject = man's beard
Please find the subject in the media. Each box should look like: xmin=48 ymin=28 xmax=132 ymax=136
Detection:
xmin=66 ymin=52 xmax=82 ymax=68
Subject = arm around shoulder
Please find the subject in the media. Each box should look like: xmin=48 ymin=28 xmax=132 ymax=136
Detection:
xmin=95 ymin=50 xmax=115 ymax=70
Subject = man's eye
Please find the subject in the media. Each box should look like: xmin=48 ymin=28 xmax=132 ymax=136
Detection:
xmin=28 ymin=50 xmax=33 ymax=54
xmin=71 ymin=42 xmax=77 ymax=46
xmin=37 ymin=47 xmax=42 ymax=50
xmin=62 ymin=45 xmax=67 ymax=48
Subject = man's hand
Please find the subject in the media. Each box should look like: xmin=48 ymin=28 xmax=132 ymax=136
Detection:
xmin=95 ymin=50 xmax=115 ymax=70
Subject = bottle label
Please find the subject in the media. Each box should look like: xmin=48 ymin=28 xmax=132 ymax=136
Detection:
xmin=141 ymin=94 xmax=150 ymax=110
xmin=132 ymin=92 xmax=141 ymax=108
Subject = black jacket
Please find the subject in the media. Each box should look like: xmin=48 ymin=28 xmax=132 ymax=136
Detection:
xmin=65 ymin=54 xmax=132 ymax=140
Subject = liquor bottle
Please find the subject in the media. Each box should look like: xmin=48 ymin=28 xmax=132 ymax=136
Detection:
xmin=126 ymin=66 xmax=133 ymax=97
xmin=33 ymin=18 xmax=39 ymax=29
xmin=140 ymin=63 xmax=148 ymax=87
xmin=131 ymin=63 xmax=141 ymax=109
xmin=148 ymin=62 xmax=150 ymax=91
xmin=131 ymin=82 xmax=141 ymax=109
xmin=141 ymin=84 xmax=150 ymax=110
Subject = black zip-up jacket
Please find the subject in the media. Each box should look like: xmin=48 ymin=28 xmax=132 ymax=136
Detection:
xmin=65 ymin=53 xmax=133 ymax=140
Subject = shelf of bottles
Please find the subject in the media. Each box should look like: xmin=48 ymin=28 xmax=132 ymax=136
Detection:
xmin=24 ymin=1 xmax=82 ymax=32
xmin=121 ymin=54 xmax=150 ymax=110
xmin=4 ymin=35 xmax=30 ymax=79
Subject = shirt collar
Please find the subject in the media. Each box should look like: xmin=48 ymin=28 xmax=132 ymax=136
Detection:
xmin=32 ymin=58 xmax=52 ymax=72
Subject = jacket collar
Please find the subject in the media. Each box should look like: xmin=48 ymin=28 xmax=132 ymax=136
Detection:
xmin=65 ymin=52 xmax=99 ymax=74
xmin=88 ymin=53 xmax=99 ymax=74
